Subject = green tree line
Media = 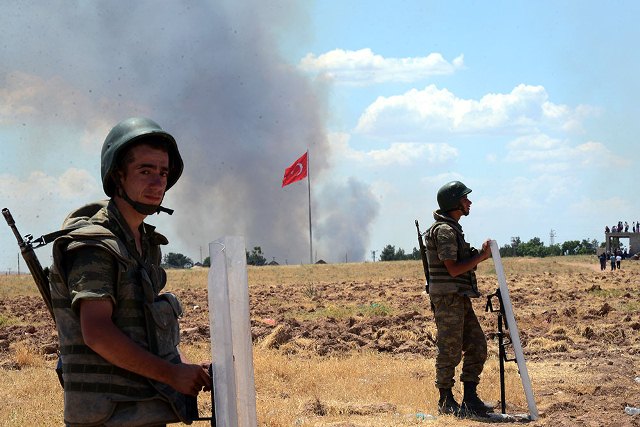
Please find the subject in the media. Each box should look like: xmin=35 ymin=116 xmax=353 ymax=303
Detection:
xmin=379 ymin=245 xmax=421 ymax=261
xmin=498 ymin=237 xmax=599 ymax=257
xmin=166 ymin=237 xmax=604 ymax=268
xmin=378 ymin=236 xmax=601 ymax=262
xmin=199 ymin=246 xmax=268 ymax=268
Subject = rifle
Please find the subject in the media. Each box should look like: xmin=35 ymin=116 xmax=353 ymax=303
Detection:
xmin=2 ymin=208 xmax=65 ymax=321
xmin=415 ymin=220 xmax=430 ymax=294
xmin=4 ymin=207 xmax=218 ymax=421
xmin=2 ymin=208 xmax=216 ymax=420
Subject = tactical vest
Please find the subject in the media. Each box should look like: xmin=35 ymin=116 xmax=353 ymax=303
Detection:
xmin=49 ymin=202 xmax=194 ymax=425
xmin=425 ymin=216 xmax=479 ymax=297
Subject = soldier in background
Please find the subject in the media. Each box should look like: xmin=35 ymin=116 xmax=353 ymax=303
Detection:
xmin=49 ymin=118 xmax=211 ymax=426
xmin=424 ymin=181 xmax=493 ymax=417
xmin=598 ymin=252 xmax=607 ymax=271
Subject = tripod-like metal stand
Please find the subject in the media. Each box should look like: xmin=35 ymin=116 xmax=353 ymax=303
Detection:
xmin=485 ymin=288 xmax=516 ymax=415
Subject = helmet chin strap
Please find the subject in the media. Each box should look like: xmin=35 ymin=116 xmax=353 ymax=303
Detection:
xmin=450 ymin=203 xmax=469 ymax=217
xmin=119 ymin=187 xmax=174 ymax=215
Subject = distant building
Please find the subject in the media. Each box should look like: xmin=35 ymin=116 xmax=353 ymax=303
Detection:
xmin=605 ymin=229 xmax=640 ymax=256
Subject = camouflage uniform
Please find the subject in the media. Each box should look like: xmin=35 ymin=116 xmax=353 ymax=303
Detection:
xmin=49 ymin=200 xmax=195 ymax=426
xmin=426 ymin=211 xmax=487 ymax=389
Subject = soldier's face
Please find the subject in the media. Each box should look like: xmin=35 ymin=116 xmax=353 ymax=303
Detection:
xmin=119 ymin=144 xmax=169 ymax=205
xmin=460 ymin=195 xmax=471 ymax=216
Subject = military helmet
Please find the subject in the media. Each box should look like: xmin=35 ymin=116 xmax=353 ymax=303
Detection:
xmin=437 ymin=181 xmax=472 ymax=211
xmin=100 ymin=117 xmax=184 ymax=197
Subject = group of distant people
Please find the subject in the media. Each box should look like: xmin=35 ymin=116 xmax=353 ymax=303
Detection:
xmin=605 ymin=220 xmax=640 ymax=233
xmin=601 ymin=220 xmax=637 ymax=271
xmin=598 ymin=250 xmax=626 ymax=271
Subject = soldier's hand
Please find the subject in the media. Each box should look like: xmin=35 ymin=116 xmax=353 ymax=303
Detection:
xmin=201 ymin=362 xmax=213 ymax=392
xmin=170 ymin=363 xmax=212 ymax=396
xmin=481 ymin=239 xmax=492 ymax=260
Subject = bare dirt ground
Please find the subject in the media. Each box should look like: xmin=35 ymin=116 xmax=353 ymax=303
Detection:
xmin=1 ymin=257 xmax=639 ymax=426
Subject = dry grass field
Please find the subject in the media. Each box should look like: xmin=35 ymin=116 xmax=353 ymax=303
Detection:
xmin=0 ymin=255 xmax=639 ymax=426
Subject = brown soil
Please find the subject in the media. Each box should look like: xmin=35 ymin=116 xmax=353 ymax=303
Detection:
xmin=1 ymin=261 xmax=639 ymax=426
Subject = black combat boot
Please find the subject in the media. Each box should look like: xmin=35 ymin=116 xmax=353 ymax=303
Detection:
xmin=462 ymin=381 xmax=493 ymax=415
xmin=438 ymin=388 xmax=461 ymax=415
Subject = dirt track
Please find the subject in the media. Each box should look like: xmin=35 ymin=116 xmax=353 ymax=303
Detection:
xmin=1 ymin=259 xmax=639 ymax=426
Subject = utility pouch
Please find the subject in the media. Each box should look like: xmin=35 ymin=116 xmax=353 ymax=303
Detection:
xmin=457 ymin=286 xmax=481 ymax=298
xmin=147 ymin=293 xmax=183 ymax=358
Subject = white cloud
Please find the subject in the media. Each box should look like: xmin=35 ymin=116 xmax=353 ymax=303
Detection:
xmin=570 ymin=196 xmax=629 ymax=215
xmin=329 ymin=131 xmax=457 ymax=167
xmin=506 ymin=134 xmax=629 ymax=171
xmin=574 ymin=141 xmax=628 ymax=167
xmin=0 ymin=73 xmax=86 ymax=124
xmin=506 ymin=134 xmax=567 ymax=162
xmin=486 ymin=174 xmax=574 ymax=211
xmin=355 ymin=84 xmax=594 ymax=141
xmin=58 ymin=168 xmax=101 ymax=198
xmin=0 ymin=73 xmax=43 ymax=121
xmin=79 ymin=120 xmax=115 ymax=151
xmin=0 ymin=169 xmax=102 ymax=258
xmin=421 ymin=172 xmax=465 ymax=188
xmin=299 ymin=48 xmax=464 ymax=85
xmin=0 ymin=168 xmax=100 ymax=202
xmin=368 ymin=143 xmax=458 ymax=166
xmin=0 ymin=72 xmax=132 ymax=152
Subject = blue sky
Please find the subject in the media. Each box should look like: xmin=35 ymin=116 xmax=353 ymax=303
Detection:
xmin=300 ymin=1 xmax=639 ymax=258
xmin=0 ymin=1 xmax=638 ymax=271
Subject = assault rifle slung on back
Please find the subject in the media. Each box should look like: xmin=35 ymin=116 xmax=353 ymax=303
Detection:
xmin=4 ymin=207 xmax=219 ymax=424
xmin=2 ymin=207 xmax=66 ymax=321
xmin=415 ymin=220 xmax=430 ymax=294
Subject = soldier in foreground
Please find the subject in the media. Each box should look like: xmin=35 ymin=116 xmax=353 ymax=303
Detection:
xmin=49 ymin=118 xmax=211 ymax=426
xmin=425 ymin=181 xmax=493 ymax=417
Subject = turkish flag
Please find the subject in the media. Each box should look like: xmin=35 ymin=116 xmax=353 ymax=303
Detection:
xmin=282 ymin=152 xmax=308 ymax=187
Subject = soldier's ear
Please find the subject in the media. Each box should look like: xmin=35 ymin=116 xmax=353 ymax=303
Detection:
xmin=114 ymin=168 xmax=127 ymax=186
xmin=111 ymin=170 xmax=125 ymax=197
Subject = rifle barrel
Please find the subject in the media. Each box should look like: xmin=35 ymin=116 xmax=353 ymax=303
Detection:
xmin=3 ymin=208 xmax=25 ymax=245
xmin=24 ymin=254 xmax=55 ymax=318
xmin=415 ymin=220 xmax=430 ymax=293
xmin=3 ymin=208 xmax=56 ymax=320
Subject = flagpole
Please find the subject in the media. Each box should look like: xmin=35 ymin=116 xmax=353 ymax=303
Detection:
xmin=307 ymin=149 xmax=313 ymax=264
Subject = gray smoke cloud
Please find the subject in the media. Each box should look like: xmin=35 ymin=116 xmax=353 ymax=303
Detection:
xmin=1 ymin=1 xmax=379 ymax=263
xmin=313 ymin=178 xmax=380 ymax=263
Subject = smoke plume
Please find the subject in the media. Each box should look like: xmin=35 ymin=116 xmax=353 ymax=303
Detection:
xmin=2 ymin=1 xmax=379 ymax=263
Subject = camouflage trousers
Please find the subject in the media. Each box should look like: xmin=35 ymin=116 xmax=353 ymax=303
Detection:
xmin=431 ymin=293 xmax=487 ymax=389
xmin=66 ymin=398 xmax=179 ymax=427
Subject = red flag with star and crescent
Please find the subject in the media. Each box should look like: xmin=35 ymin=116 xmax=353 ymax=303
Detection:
xmin=282 ymin=152 xmax=308 ymax=187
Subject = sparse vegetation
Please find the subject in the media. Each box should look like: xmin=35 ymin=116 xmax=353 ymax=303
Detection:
xmin=302 ymin=282 xmax=319 ymax=300
xmin=11 ymin=342 xmax=42 ymax=368
xmin=0 ymin=255 xmax=638 ymax=426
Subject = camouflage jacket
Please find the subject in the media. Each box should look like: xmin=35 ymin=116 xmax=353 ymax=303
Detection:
xmin=425 ymin=211 xmax=479 ymax=297
xmin=49 ymin=200 xmax=193 ymax=425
